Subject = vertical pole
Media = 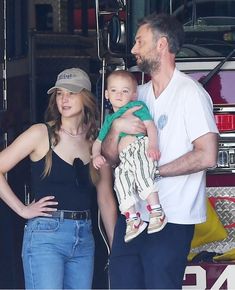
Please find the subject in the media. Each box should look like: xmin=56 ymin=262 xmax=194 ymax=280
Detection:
xmin=3 ymin=0 xmax=7 ymax=111
xmin=28 ymin=30 xmax=36 ymax=123
xmin=100 ymin=57 xmax=106 ymax=126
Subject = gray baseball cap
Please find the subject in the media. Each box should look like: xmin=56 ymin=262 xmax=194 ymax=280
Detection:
xmin=47 ymin=68 xmax=91 ymax=94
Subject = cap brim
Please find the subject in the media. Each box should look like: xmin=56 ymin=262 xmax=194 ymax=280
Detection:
xmin=47 ymin=83 xmax=85 ymax=94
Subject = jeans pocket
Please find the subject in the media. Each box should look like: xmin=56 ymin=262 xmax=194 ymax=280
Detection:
xmin=28 ymin=218 xmax=60 ymax=233
xmin=23 ymin=218 xmax=61 ymax=257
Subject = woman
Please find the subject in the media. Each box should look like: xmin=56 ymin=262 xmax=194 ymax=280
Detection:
xmin=0 ymin=68 xmax=117 ymax=289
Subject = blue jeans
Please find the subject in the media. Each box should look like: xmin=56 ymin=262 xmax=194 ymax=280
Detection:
xmin=22 ymin=217 xmax=95 ymax=289
xmin=109 ymin=215 xmax=194 ymax=289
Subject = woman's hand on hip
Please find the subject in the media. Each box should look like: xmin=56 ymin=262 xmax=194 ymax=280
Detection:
xmin=20 ymin=196 xmax=58 ymax=219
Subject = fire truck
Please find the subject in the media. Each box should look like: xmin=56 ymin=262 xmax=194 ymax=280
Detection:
xmin=95 ymin=1 xmax=235 ymax=289
xmin=0 ymin=0 xmax=235 ymax=289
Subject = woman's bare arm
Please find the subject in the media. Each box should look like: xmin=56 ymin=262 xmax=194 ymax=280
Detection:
xmin=0 ymin=124 xmax=58 ymax=218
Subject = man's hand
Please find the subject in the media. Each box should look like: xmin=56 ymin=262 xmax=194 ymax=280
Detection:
xmin=102 ymin=106 xmax=146 ymax=165
xmin=113 ymin=106 xmax=146 ymax=135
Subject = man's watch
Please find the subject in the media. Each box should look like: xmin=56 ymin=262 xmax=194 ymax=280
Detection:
xmin=155 ymin=168 xmax=162 ymax=181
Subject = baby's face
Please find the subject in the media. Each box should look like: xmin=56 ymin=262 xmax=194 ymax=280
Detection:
xmin=105 ymin=75 xmax=137 ymax=112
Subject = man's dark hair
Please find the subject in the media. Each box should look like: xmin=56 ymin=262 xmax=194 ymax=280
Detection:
xmin=138 ymin=13 xmax=184 ymax=54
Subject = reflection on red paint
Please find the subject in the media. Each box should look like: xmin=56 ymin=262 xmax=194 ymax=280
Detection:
xmin=189 ymin=71 xmax=235 ymax=105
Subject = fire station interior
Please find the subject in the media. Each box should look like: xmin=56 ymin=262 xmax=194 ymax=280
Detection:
xmin=0 ymin=0 xmax=235 ymax=289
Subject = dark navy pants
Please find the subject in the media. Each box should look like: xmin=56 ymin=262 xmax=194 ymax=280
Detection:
xmin=109 ymin=214 xmax=194 ymax=289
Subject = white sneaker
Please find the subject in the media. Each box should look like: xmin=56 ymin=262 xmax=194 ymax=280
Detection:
xmin=124 ymin=217 xmax=147 ymax=243
xmin=147 ymin=209 xmax=167 ymax=234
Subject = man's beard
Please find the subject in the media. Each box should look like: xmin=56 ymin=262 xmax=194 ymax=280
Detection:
xmin=137 ymin=56 xmax=161 ymax=75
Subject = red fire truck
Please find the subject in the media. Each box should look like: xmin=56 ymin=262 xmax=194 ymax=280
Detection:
xmin=95 ymin=0 xmax=235 ymax=289
xmin=0 ymin=0 xmax=235 ymax=289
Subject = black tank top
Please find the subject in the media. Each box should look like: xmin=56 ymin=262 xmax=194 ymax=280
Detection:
xmin=30 ymin=124 xmax=95 ymax=211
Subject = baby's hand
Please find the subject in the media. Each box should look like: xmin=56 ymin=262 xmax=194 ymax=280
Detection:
xmin=92 ymin=155 xmax=106 ymax=169
xmin=147 ymin=147 xmax=161 ymax=161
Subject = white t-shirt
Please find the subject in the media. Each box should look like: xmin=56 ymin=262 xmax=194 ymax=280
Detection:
xmin=136 ymin=68 xmax=219 ymax=224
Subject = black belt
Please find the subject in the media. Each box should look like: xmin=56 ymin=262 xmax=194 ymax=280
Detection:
xmin=48 ymin=210 xmax=91 ymax=220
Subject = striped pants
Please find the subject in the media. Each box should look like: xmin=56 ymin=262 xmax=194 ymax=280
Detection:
xmin=114 ymin=136 xmax=159 ymax=213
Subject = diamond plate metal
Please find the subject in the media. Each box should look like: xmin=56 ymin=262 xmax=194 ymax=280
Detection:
xmin=191 ymin=187 xmax=235 ymax=254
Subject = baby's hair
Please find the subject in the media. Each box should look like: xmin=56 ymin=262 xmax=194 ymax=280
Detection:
xmin=107 ymin=70 xmax=138 ymax=88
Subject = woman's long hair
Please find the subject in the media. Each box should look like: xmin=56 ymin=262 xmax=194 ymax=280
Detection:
xmin=43 ymin=88 xmax=100 ymax=185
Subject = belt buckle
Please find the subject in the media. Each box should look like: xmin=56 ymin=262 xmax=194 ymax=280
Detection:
xmin=71 ymin=211 xmax=89 ymax=220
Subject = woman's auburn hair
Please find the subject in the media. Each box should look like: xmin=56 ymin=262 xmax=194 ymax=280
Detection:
xmin=42 ymin=88 xmax=100 ymax=185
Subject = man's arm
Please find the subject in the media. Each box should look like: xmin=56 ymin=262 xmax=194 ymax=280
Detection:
xmin=101 ymin=106 xmax=146 ymax=165
xmin=96 ymin=164 xmax=117 ymax=247
xmin=158 ymin=132 xmax=218 ymax=176
xmin=101 ymin=124 xmax=120 ymax=166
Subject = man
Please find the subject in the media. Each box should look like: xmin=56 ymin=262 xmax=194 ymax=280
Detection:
xmin=103 ymin=13 xmax=219 ymax=289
